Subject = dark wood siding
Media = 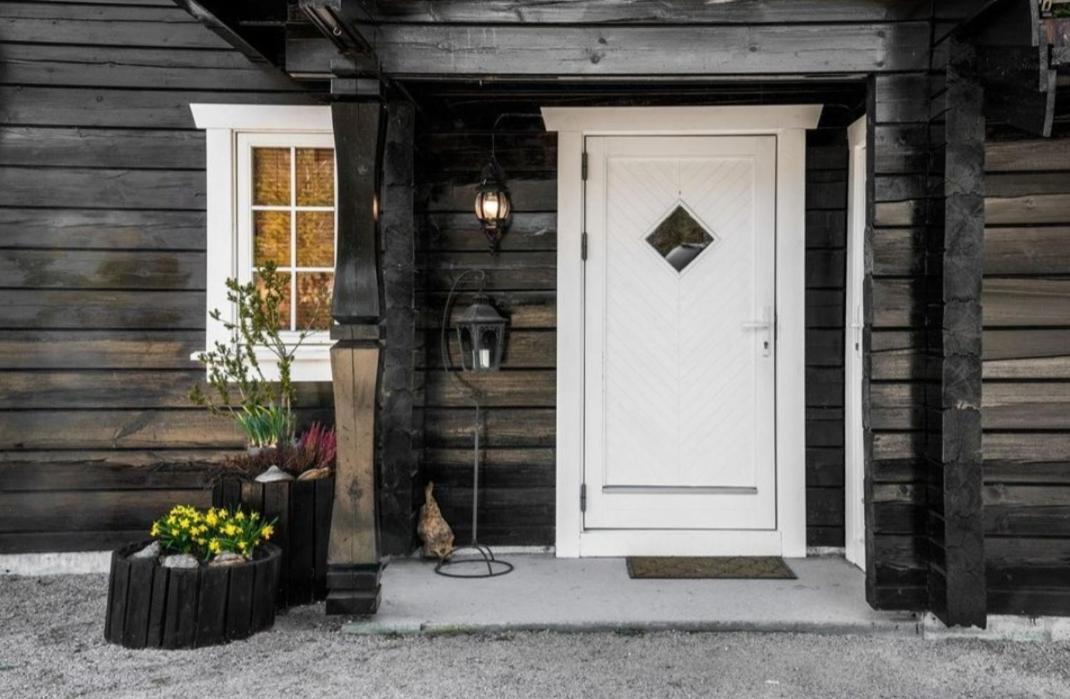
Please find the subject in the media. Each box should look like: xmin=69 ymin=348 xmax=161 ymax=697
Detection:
xmin=414 ymin=94 xmax=851 ymax=548
xmin=983 ymin=98 xmax=1070 ymax=616
xmin=865 ymin=71 xmax=934 ymax=611
xmin=0 ymin=0 xmax=318 ymax=554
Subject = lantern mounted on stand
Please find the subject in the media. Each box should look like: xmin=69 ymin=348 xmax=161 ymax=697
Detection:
xmin=455 ymin=295 xmax=508 ymax=372
xmin=434 ymin=271 xmax=514 ymax=578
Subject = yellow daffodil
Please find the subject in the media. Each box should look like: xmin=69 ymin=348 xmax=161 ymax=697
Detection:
xmin=261 ymin=524 xmax=274 ymax=540
xmin=205 ymin=511 xmax=218 ymax=526
xmin=235 ymin=511 xmax=246 ymax=521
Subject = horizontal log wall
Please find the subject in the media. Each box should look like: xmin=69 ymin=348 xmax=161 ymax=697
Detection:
xmin=0 ymin=0 xmax=318 ymax=554
xmin=414 ymin=97 xmax=850 ymax=548
xmin=983 ymin=98 xmax=1070 ymax=616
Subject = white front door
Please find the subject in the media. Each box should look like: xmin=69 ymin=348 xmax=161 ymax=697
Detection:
xmin=583 ymin=135 xmax=778 ymax=537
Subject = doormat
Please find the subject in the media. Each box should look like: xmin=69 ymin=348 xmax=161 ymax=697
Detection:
xmin=626 ymin=556 xmax=796 ymax=580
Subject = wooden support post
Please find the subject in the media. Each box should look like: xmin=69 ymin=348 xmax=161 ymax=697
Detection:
xmin=933 ymin=36 xmax=987 ymax=628
xmin=378 ymin=102 xmax=418 ymax=555
xmin=326 ymin=101 xmax=384 ymax=616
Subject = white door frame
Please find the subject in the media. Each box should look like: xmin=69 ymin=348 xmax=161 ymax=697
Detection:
xmin=844 ymin=116 xmax=868 ymax=569
xmin=543 ymin=106 xmax=822 ymax=559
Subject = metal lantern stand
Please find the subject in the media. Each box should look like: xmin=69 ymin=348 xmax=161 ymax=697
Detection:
xmin=434 ymin=270 xmax=514 ymax=579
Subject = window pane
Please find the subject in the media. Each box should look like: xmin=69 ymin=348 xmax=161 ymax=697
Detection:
xmin=253 ymin=148 xmax=291 ymax=205
xmin=253 ymin=211 xmax=291 ymax=266
xmin=296 ymin=272 xmax=333 ymax=330
xmin=254 ymin=271 xmax=292 ymax=331
xmin=296 ymin=148 xmax=334 ymax=206
xmin=296 ymin=211 xmax=334 ymax=267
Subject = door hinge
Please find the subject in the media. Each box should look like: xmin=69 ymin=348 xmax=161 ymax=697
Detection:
xmin=581 ymin=151 xmax=588 ymax=180
xmin=580 ymin=483 xmax=587 ymax=512
xmin=581 ymin=232 xmax=588 ymax=261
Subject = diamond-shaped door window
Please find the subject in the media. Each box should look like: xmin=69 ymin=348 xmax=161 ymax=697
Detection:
xmin=645 ymin=205 xmax=715 ymax=272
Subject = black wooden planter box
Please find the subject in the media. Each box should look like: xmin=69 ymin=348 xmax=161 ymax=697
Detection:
xmin=104 ymin=540 xmax=281 ymax=650
xmin=213 ymin=476 xmax=334 ymax=607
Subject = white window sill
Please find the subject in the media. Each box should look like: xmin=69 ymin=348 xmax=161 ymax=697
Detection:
xmin=190 ymin=343 xmax=333 ymax=383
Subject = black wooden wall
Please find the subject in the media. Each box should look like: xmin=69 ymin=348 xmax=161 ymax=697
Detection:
xmin=983 ymin=96 xmax=1070 ymax=616
xmin=0 ymin=0 xmax=324 ymax=553
xmin=412 ymin=87 xmax=853 ymax=548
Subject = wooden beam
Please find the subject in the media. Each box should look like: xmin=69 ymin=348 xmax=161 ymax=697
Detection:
xmin=299 ymin=0 xmax=376 ymax=57
xmin=331 ymin=102 xmax=382 ymax=324
xmin=172 ymin=0 xmax=274 ymax=66
xmin=377 ymin=101 xmax=417 ymax=555
xmin=326 ymin=344 xmax=382 ymax=615
xmin=326 ymin=100 xmax=385 ymax=616
xmin=370 ymin=22 xmax=930 ymax=77
xmin=368 ymin=0 xmax=931 ymax=24
xmin=934 ymin=37 xmax=987 ymax=629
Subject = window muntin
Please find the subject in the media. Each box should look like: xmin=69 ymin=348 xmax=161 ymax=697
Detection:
xmin=237 ymin=133 xmax=336 ymax=339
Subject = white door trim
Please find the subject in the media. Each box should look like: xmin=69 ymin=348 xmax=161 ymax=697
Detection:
xmin=845 ymin=116 xmax=868 ymax=570
xmin=544 ymin=105 xmax=821 ymax=558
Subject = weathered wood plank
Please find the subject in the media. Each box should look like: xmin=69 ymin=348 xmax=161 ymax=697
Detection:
xmin=373 ymin=0 xmax=929 ymax=24
xmin=0 ymin=250 xmax=205 ymax=290
xmin=984 ymin=433 xmax=1070 ymax=464
xmin=420 ymin=251 xmax=556 ymax=291
xmin=0 ymin=409 xmax=242 ymax=449
xmin=0 ymin=3 xmax=230 ymax=50
xmin=982 ymin=383 xmax=1070 ymax=429
xmin=0 ymin=370 xmax=327 ymax=410
xmin=0 ymin=127 xmax=205 ymax=169
xmin=422 ymin=408 xmax=554 ymax=448
xmin=0 ymin=330 xmax=202 ymax=369
xmin=0 ymin=456 xmax=222 ymax=491
xmin=984 ymin=227 xmax=1070 ymax=275
xmin=984 ymin=279 xmax=1070 ymax=327
xmin=0 ymin=44 xmax=297 ymax=91
xmin=986 ymin=194 xmax=1070 ymax=225
xmin=422 ymin=370 xmax=555 ymax=408
xmin=985 ymin=138 xmax=1070 ymax=172
xmin=0 ymin=86 xmax=314 ymax=129
xmin=983 ymin=329 xmax=1070 ymax=379
xmin=375 ymin=22 xmax=931 ymax=76
xmin=0 ymin=290 xmax=203 ymax=329
xmin=0 ymin=209 xmax=205 ymax=250
xmin=0 ymin=167 xmax=203 ymax=210
xmin=0 ymin=488 xmax=210 ymax=532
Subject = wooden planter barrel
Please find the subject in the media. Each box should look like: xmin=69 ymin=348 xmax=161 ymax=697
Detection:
xmin=104 ymin=540 xmax=281 ymax=650
xmin=213 ymin=476 xmax=334 ymax=607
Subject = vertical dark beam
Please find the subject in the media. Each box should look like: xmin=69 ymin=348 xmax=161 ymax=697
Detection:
xmin=326 ymin=101 xmax=385 ymax=616
xmin=378 ymin=101 xmax=418 ymax=555
xmin=332 ymin=102 xmax=382 ymax=324
xmin=935 ymin=36 xmax=987 ymax=628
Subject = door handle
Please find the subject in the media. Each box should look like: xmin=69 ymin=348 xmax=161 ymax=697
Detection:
xmin=742 ymin=306 xmax=773 ymax=357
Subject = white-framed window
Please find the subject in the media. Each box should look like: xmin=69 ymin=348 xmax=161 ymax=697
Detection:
xmin=191 ymin=104 xmax=335 ymax=381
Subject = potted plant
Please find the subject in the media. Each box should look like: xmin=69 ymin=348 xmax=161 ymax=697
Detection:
xmin=191 ymin=263 xmax=336 ymax=606
xmin=213 ymin=423 xmax=337 ymax=606
xmin=189 ymin=262 xmax=305 ymax=452
xmin=104 ymin=505 xmax=280 ymax=650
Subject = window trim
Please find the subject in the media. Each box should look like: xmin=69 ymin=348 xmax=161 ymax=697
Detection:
xmin=191 ymin=104 xmax=335 ymax=382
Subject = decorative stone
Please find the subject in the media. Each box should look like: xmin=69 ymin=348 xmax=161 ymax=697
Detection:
xmin=161 ymin=553 xmax=199 ymax=569
xmin=209 ymin=552 xmax=246 ymax=567
xmin=297 ymin=466 xmax=331 ymax=481
xmin=255 ymin=465 xmax=294 ymax=483
xmin=130 ymin=540 xmax=160 ymax=560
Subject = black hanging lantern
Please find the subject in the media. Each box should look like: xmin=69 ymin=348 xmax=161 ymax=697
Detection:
xmin=455 ymin=294 xmax=508 ymax=372
xmin=473 ymin=159 xmax=512 ymax=249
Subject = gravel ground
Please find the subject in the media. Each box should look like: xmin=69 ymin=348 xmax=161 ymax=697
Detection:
xmin=2 ymin=574 xmax=1070 ymax=698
